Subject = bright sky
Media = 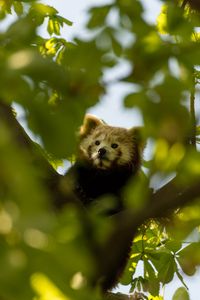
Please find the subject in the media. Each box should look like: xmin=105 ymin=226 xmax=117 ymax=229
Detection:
xmin=4 ymin=1 xmax=200 ymax=299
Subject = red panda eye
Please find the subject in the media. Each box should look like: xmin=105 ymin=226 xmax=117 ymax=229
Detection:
xmin=95 ymin=140 xmax=100 ymax=146
xmin=111 ymin=143 xmax=118 ymax=149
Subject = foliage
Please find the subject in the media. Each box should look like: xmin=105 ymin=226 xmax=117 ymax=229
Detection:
xmin=0 ymin=0 xmax=200 ymax=300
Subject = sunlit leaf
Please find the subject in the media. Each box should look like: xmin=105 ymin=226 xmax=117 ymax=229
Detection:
xmin=157 ymin=5 xmax=168 ymax=34
xmin=13 ymin=1 xmax=23 ymax=16
xmin=32 ymin=3 xmax=58 ymax=16
xmin=148 ymin=296 xmax=164 ymax=300
xmin=31 ymin=273 xmax=69 ymax=300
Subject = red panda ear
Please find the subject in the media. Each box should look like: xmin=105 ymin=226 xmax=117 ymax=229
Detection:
xmin=79 ymin=114 xmax=104 ymax=138
xmin=128 ymin=126 xmax=146 ymax=151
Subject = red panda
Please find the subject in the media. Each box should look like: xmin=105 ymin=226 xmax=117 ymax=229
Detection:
xmin=56 ymin=115 xmax=145 ymax=292
xmin=66 ymin=114 xmax=144 ymax=213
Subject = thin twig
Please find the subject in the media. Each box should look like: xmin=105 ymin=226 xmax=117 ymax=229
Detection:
xmin=181 ymin=0 xmax=188 ymax=9
xmin=190 ymin=72 xmax=196 ymax=149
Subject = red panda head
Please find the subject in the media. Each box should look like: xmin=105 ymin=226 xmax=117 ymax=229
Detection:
xmin=78 ymin=115 xmax=144 ymax=171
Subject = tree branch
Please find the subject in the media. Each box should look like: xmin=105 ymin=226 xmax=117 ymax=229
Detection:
xmin=188 ymin=0 xmax=200 ymax=10
xmin=98 ymin=177 xmax=200 ymax=290
xmin=181 ymin=0 xmax=188 ymax=9
xmin=181 ymin=0 xmax=200 ymax=11
xmin=105 ymin=292 xmax=145 ymax=300
xmin=190 ymin=72 xmax=196 ymax=149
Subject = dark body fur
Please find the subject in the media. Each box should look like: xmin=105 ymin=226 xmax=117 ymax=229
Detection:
xmin=69 ymin=162 xmax=137 ymax=211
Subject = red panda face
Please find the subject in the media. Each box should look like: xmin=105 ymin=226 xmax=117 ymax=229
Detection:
xmin=79 ymin=125 xmax=136 ymax=170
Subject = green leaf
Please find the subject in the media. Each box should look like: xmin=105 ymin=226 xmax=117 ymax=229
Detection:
xmin=57 ymin=15 xmax=73 ymax=27
xmin=47 ymin=17 xmax=61 ymax=36
xmin=148 ymin=251 xmax=175 ymax=284
xmin=167 ymin=4 xmax=193 ymax=39
xmin=13 ymin=1 xmax=24 ymax=16
xmin=144 ymin=258 xmax=156 ymax=279
xmin=172 ymin=287 xmax=190 ymax=300
xmin=143 ymin=258 xmax=160 ymax=296
xmin=119 ymin=259 xmax=135 ymax=285
xmin=32 ymin=3 xmax=58 ymax=16
xmin=157 ymin=254 xmax=175 ymax=284
xmin=177 ymin=242 xmax=200 ymax=276
xmin=47 ymin=18 xmax=54 ymax=35
xmin=111 ymin=36 xmax=123 ymax=56
xmin=165 ymin=241 xmax=182 ymax=253
xmin=196 ymin=125 xmax=200 ymax=136
xmin=87 ymin=5 xmax=112 ymax=29
xmin=53 ymin=18 xmax=61 ymax=35
xmin=124 ymin=92 xmax=148 ymax=108
xmin=157 ymin=5 xmax=168 ymax=34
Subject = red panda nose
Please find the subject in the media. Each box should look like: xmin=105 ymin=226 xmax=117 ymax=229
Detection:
xmin=98 ymin=148 xmax=106 ymax=158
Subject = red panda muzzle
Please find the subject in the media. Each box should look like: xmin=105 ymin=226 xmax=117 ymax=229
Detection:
xmin=98 ymin=147 xmax=107 ymax=159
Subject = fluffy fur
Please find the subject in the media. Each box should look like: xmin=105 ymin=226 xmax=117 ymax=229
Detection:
xmin=66 ymin=114 xmax=143 ymax=212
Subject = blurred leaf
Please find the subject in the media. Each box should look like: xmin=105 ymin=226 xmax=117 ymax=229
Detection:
xmin=196 ymin=125 xmax=200 ymax=136
xmin=6 ymin=17 xmax=37 ymax=46
xmin=31 ymin=273 xmax=69 ymax=300
xmin=166 ymin=4 xmax=194 ymax=39
xmin=31 ymin=3 xmax=58 ymax=17
xmin=177 ymin=243 xmax=200 ymax=276
xmin=157 ymin=5 xmax=168 ymax=34
xmin=87 ymin=5 xmax=112 ymax=29
xmin=111 ymin=35 xmax=123 ymax=56
xmin=0 ymin=0 xmax=12 ymax=15
xmin=123 ymin=172 xmax=150 ymax=211
xmin=57 ymin=15 xmax=73 ymax=27
xmin=47 ymin=17 xmax=61 ymax=36
xmin=13 ymin=1 xmax=23 ymax=16
xmin=124 ymin=91 xmax=147 ymax=108
xmin=172 ymin=287 xmax=190 ymax=300
xmin=148 ymin=296 xmax=163 ymax=300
